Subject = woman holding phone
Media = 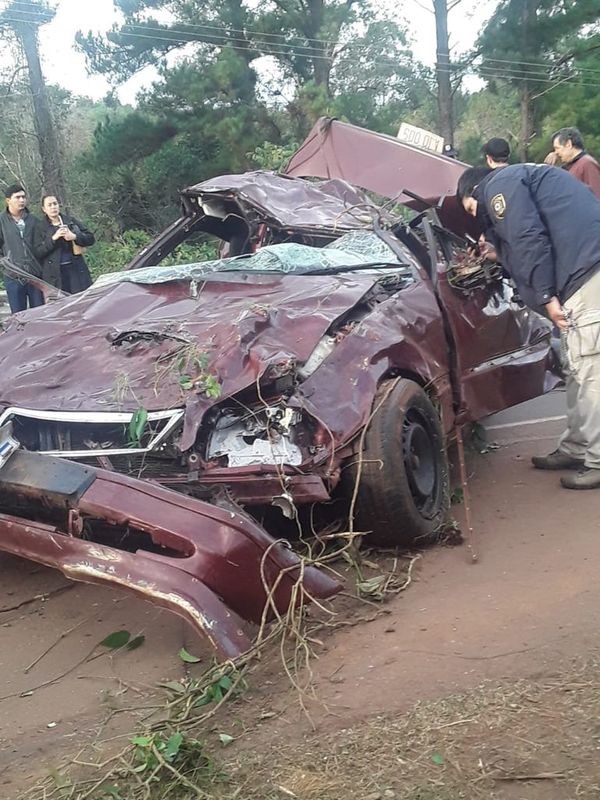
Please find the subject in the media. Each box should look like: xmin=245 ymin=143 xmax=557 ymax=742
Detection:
xmin=34 ymin=196 xmax=95 ymax=294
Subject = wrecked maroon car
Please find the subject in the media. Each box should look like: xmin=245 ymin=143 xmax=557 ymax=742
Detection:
xmin=0 ymin=138 xmax=558 ymax=655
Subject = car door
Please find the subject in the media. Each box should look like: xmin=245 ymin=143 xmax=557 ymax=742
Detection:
xmin=431 ymin=223 xmax=555 ymax=421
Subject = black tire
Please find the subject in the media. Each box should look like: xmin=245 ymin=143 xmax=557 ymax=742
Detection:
xmin=344 ymin=378 xmax=449 ymax=547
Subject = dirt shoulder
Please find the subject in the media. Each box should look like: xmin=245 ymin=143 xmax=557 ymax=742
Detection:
xmin=2 ymin=428 xmax=600 ymax=798
xmin=224 ymin=656 xmax=600 ymax=800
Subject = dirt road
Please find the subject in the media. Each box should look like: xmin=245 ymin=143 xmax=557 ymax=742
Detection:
xmin=1 ymin=398 xmax=599 ymax=797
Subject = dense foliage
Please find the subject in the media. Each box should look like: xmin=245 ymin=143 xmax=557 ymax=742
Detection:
xmin=0 ymin=0 xmax=599 ymax=273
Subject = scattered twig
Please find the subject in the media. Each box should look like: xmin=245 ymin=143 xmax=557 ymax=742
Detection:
xmin=150 ymin=742 xmax=208 ymax=798
xmin=493 ymin=772 xmax=566 ymax=781
xmin=0 ymin=583 xmax=74 ymax=614
xmin=1 ymin=641 xmax=105 ymax=701
xmin=24 ymin=616 xmax=90 ymax=673
xmin=455 ymin=425 xmax=478 ymax=563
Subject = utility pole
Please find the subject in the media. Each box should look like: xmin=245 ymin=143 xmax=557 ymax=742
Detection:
xmin=1 ymin=1 xmax=68 ymax=203
xmin=433 ymin=0 xmax=454 ymax=146
xmin=518 ymin=0 xmax=536 ymax=160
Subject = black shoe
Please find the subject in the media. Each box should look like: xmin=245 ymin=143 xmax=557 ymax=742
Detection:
xmin=561 ymin=469 xmax=600 ymax=490
xmin=532 ymin=450 xmax=585 ymax=470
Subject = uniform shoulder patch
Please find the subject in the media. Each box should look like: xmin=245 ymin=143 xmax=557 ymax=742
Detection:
xmin=491 ymin=193 xmax=506 ymax=220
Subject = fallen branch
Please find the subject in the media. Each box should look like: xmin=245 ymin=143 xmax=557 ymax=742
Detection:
xmin=24 ymin=616 xmax=90 ymax=673
xmin=150 ymin=742 xmax=208 ymax=798
xmin=493 ymin=772 xmax=566 ymax=781
xmin=0 ymin=583 xmax=74 ymax=614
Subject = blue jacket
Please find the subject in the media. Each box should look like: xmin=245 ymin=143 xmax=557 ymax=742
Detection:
xmin=474 ymin=163 xmax=600 ymax=309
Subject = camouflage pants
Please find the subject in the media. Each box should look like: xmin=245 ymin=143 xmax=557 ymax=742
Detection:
xmin=558 ymin=268 xmax=600 ymax=469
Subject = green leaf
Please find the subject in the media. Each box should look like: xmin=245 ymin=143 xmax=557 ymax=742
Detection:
xmin=194 ymin=693 xmax=213 ymax=707
xmin=218 ymin=733 xmax=234 ymax=746
xmin=432 ymin=753 xmax=445 ymax=766
xmin=164 ymin=732 xmax=183 ymax=761
xmin=451 ymin=488 xmax=464 ymax=506
xmin=357 ymin=576 xmax=387 ymax=601
xmin=126 ymin=635 xmax=146 ymax=651
xmin=212 ymin=686 xmax=224 ymax=703
xmin=179 ymin=375 xmax=194 ymax=390
xmin=100 ymin=630 xmax=131 ymax=650
xmin=218 ymin=675 xmax=234 ymax=692
xmin=196 ymin=353 xmax=209 ymax=370
xmin=161 ymin=680 xmax=186 ymax=694
xmin=204 ymin=378 xmax=222 ymax=398
xmin=178 ymin=647 xmax=201 ymax=664
xmin=128 ymin=407 xmax=148 ymax=446
xmin=101 ymin=784 xmax=124 ymax=799
xmin=130 ymin=735 xmax=152 ymax=747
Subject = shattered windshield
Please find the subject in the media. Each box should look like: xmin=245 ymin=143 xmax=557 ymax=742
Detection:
xmin=94 ymin=231 xmax=416 ymax=288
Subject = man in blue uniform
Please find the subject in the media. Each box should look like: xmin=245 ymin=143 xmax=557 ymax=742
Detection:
xmin=457 ymin=163 xmax=600 ymax=490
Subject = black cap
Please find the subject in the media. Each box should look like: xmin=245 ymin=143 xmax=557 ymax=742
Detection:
xmin=482 ymin=137 xmax=510 ymax=162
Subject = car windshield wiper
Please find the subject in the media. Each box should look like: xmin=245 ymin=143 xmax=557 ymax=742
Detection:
xmin=303 ymin=261 xmax=413 ymax=276
xmin=208 ymin=261 xmax=411 ymax=276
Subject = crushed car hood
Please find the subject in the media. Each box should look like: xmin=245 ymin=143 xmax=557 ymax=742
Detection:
xmin=0 ymin=269 xmax=388 ymax=446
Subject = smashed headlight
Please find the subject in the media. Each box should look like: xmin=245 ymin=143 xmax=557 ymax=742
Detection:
xmin=206 ymin=404 xmax=304 ymax=467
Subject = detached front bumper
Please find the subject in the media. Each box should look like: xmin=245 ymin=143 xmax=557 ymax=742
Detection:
xmin=0 ymin=450 xmax=341 ymax=659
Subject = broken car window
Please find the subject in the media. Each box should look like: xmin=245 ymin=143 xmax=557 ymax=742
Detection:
xmin=94 ymin=232 xmax=416 ymax=288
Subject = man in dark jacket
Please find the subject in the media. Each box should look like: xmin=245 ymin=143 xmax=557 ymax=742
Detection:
xmin=457 ymin=163 xmax=600 ymax=490
xmin=482 ymin=137 xmax=510 ymax=169
xmin=0 ymin=184 xmax=44 ymax=313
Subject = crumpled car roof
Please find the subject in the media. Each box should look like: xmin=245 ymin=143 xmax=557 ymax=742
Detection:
xmin=285 ymin=117 xmax=468 ymax=205
xmin=182 ymin=170 xmax=377 ymax=232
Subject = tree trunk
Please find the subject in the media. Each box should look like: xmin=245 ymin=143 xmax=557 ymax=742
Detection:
xmin=519 ymin=83 xmax=533 ymax=161
xmin=18 ymin=22 xmax=68 ymax=205
xmin=518 ymin=0 xmax=536 ymax=161
xmin=433 ymin=0 xmax=453 ymax=145
xmin=306 ymin=0 xmax=331 ymax=94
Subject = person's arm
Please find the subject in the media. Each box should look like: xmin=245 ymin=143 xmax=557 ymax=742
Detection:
xmin=68 ymin=217 xmax=95 ymax=248
xmin=485 ymin=175 xmax=557 ymax=308
xmin=578 ymin=160 xmax=600 ymax=200
xmin=33 ymin=220 xmax=61 ymax=260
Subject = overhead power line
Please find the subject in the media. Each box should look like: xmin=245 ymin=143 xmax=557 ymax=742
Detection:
xmin=3 ymin=12 xmax=600 ymax=90
xmin=4 ymin=0 xmax=600 ymax=75
xmin=2 ymin=3 xmax=600 ymax=90
xmin=1 ymin=0 xmax=346 ymax=48
xmin=4 ymin=0 xmax=600 ymax=78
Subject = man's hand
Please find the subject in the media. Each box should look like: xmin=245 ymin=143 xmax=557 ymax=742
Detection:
xmin=544 ymin=152 xmax=559 ymax=166
xmin=478 ymin=234 xmax=498 ymax=262
xmin=545 ymin=296 xmax=568 ymax=330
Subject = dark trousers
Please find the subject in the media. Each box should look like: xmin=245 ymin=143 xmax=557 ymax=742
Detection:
xmin=5 ymin=277 xmax=44 ymax=314
xmin=60 ymin=263 xmax=72 ymax=294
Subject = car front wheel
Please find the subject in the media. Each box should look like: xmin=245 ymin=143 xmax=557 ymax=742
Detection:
xmin=344 ymin=378 xmax=449 ymax=547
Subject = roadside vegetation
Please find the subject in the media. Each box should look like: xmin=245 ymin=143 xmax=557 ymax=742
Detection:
xmin=20 ymin=610 xmax=600 ymax=799
xmin=1 ymin=1 xmax=600 ymax=276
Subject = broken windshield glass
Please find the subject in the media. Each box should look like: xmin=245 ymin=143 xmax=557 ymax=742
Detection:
xmin=94 ymin=232 xmax=416 ymax=288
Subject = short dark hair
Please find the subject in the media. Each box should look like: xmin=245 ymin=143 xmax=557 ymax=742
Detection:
xmin=482 ymin=137 xmax=510 ymax=163
xmin=457 ymin=166 xmax=492 ymax=201
xmin=552 ymin=127 xmax=584 ymax=150
xmin=4 ymin=184 xmax=25 ymax=199
xmin=41 ymin=194 xmax=59 ymax=207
